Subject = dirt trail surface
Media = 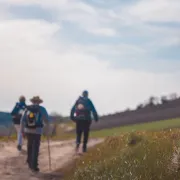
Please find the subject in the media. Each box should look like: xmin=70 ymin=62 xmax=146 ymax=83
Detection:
xmin=0 ymin=138 xmax=103 ymax=180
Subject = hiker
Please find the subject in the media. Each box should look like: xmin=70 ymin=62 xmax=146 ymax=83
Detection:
xmin=20 ymin=96 xmax=50 ymax=172
xmin=11 ymin=95 xmax=27 ymax=151
xmin=70 ymin=90 xmax=99 ymax=153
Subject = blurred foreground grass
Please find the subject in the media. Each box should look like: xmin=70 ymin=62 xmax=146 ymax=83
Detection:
xmin=61 ymin=129 xmax=180 ymax=180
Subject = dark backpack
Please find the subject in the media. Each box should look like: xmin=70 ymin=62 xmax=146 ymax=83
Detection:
xmin=25 ymin=105 xmax=43 ymax=129
xmin=75 ymin=97 xmax=90 ymax=120
xmin=11 ymin=103 xmax=26 ymax=123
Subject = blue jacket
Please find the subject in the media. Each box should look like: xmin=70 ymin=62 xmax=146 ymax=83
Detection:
xmin=11 ymin=102 xmax=26 ymax=124
xmin=70 ymin=96 xmax=99 ymax=122
xmin=20 ymin=105 xmax=50 ymax=135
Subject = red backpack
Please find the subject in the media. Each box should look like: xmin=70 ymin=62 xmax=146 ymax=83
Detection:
xmin=75 ymin=97 xmax=90 ymax=120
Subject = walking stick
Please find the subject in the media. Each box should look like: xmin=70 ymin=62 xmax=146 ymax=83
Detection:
xmin=47 ymin=131 xmax=52 ymax=171
xmin=7 ymin=123 xmax=14 ymax=143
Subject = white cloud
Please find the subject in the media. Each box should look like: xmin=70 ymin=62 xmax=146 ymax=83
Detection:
xmin=1 ymin=0 xmax=117 ymax=36
xmin=0 ymin=18 xmax=180 ymax=116
xmin=87 ymin=27 xmax=116 ymax=36
xmin=125 ymin=0 xmax=180 ymax=23
xmin=71 ymin=43 xmax=147 ymax=60
xmin=2 ymin=0 xmax=179 ymax=41
xmin=0 ymin=0 xmax=180 ymax=116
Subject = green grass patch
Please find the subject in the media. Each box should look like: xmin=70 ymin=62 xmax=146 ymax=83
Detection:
xmin=52 ymin=118 xmax=180 ymax=141
xmin=62 ymin=129 xmax=180 ymax=180
xmin=90 ymin=118 xmax=180 ymax=138
xmin=65 ymin=121 xmax=76 ymax=128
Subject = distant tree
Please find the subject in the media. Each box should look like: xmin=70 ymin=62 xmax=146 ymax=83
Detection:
xmin=50 ymin=112 xmax=63 ymax=123
xmin=169 ymin=93 xmax=178 ymax=100
xmin=161 ymin=96 xmax=168 ymax=104
xmin=136 ymin=104 xmax=143 ymax=110
xmin=148 ymin=96 xmax=156 ymax=106
xmin=125 ymin=108 xmax=130 ymax=112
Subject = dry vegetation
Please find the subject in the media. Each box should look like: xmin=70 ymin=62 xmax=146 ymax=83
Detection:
xmin=61 ymin=129 xmax=180 ymax=180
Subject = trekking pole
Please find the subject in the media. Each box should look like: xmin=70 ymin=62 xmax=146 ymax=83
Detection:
xmin=7 ymin=123 xmax=14 ymax=143
xmin=47 ymin=132 xmax=52 ymax=171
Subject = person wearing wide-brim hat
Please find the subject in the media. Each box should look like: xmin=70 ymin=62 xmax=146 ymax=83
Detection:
xmin=20 ymin=95 xmax=50 ymax=172
xmin=11 ymin=95 xmax=27 ymax=151
xmin=30 ymin=96 xmax=43 ymax=104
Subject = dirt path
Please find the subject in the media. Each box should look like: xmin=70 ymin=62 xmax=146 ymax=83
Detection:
xmin=0 ymin=138 xmax=103 ymax=180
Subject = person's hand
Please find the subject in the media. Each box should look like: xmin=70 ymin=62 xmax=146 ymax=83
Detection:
xmin=95 ymin=119 xmax=98 ymax=123
xmin=71 ymin=117 xmax=76 ymax=122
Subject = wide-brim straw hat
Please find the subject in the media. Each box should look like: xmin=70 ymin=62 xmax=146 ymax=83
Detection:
xmin=30 ymin=96 xmax=43 ymax=104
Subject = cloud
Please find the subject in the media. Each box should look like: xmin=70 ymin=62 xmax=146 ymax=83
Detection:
xmin=2 ymin=0 xmax=180 ymax=42
xmin=125 ymin=0 xmax=180 ymax=23
xmin=78 ymin=43 xmax=146 ymax=56
xmin=87 ymin=27 xmax=116 ymax=36
xmin=0 ymin=18 xmax=180 ymax=115
xmin=1 ymin=0 xmax=117 ymax=36
xmin=0 ymin=0 xmax=179 ymax=116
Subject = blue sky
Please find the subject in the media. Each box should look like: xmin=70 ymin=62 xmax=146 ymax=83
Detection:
xmin=0 ymin=0 xmax=180 ymax=115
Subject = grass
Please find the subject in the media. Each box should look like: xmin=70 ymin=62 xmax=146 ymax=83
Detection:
xmin=62 ymin=129 xmax=180 ymax=180
xmin=54 ymin=118 xmax=180 ymax=140
xmin=89 ymin=118 xmax=180 ymax=138
xmin=2 ymin=118 xmax=180 ymax=179
xmin=2 ymin=118 xmax=180 ymax=142
xmin=65 ymin=121 xmax=76 ymax=128
xmin=0 ymin=134 xmax=17 ymax=142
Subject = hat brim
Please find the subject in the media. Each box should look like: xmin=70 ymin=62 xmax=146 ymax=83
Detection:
xmin=30 ymin=98 xmax=43 ymax=104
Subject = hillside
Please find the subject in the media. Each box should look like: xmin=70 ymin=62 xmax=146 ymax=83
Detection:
xmin=0 ymin=111 xmax=13 ymax=127
xmin=90 ymin=97 xmax=180 ymax=131
xmin=1 ymin=93 xmax=180 ymax=133
xmin=0 ymin=111 xmax=60 ymax=127
xmin=0 ymin=112 xmax=57 ymax=136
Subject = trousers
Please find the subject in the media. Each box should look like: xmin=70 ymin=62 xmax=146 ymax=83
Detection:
xmin=76 ymin=120 xmax=91 ymax=148
xmin=14 ymin=124 xmax=23 ymax=146
xmin=26 ymin=133 xmax=41 ymax=170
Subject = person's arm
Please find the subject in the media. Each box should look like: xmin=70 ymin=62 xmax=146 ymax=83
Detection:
xmin=70 ymin=99 xmax=79 ymax=121
xmin=70 ymin=105 xmax=76 ymax=121
xmin=40 ymin=106 xmax=50 ymax=136
xmin=89 ymin=99 xmax=99 ymax=122
xmin=40 ymin=106 xmax=50 ymax=125
xmin=11 ymin=103 xmax=18 ymax=116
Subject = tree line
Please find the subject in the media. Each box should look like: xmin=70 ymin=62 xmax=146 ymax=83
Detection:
xmin=136 ymin=93 xmax=179 ymax=110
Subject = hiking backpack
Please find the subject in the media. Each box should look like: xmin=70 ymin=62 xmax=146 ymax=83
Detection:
xmin=11 ymin=103 xmax=26 ymax=124
xmin=75 ymin=97 xmax=90 ymax=120
xmin=25 ymin=105 xmax=43 ymax=129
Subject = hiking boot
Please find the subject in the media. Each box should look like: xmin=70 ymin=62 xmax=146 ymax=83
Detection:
xmin=26 ymin=160 xmax=31 ymax=169
xmin=75 ymin=144 xmax=80 ymax=154
xmin=32 ymin=167 xmax=40 ymax=172
xmin=82 ymin=145 xmax=87 ymax=153
xmin=17 ymin=145 xmax=22 ymax=151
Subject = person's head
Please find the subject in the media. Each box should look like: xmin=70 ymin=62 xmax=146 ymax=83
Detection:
xmin=82 ymin=90 xmax=89 ymax=98
xmin=19 ymin=96 xmax=26 ymax=103
xmin=30 ymin=96 xmax=43 ymax=105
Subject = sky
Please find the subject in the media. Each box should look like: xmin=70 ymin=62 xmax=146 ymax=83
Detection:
xmin=0 ymin=0 xmax=180 ymax=116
